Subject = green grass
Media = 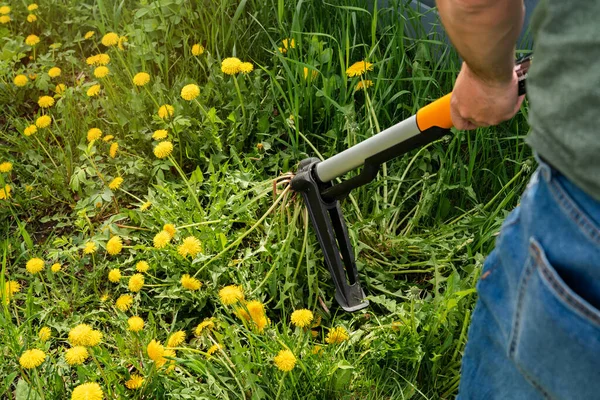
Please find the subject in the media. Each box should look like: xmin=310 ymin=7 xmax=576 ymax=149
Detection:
xmin=0 ymin=0 xmax=532 ymax=398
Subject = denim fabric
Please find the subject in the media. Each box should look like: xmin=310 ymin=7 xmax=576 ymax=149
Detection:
xmin=457 ymin=157 xmax=600 ymax=400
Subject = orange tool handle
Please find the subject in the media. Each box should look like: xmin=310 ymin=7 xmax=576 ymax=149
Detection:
xmin=415 ymin=93 xmax=453 ymax=131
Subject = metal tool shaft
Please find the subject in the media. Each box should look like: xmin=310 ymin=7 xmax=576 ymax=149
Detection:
xmin=315 ymin=115 xmax=420 ymax=183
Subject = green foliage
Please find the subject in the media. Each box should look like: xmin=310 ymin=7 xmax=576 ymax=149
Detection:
xmin=0 ymin=0 xmax=532 ymax=398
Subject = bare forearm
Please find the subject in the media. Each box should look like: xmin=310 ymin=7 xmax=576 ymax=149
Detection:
xmin=437 ymin=0 xmax=524 ymax=83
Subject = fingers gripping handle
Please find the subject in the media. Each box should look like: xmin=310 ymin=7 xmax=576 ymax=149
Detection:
xmin=415 ymin=56 xmax=530 ymax=132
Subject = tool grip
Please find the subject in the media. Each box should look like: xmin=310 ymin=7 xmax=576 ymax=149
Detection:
xmin=415 ymin=56 xmax=530 ymax=132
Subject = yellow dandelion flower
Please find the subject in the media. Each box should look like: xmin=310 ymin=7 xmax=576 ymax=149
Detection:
xmin=84 ymin=31 xmax=95 ymax=39
xmin=355 ymin=79 xmax=374 ymax=91
xmin=125 ymin=374 xmax=144 ymax=390
xmin=153 ymin=141 xmax=173 ymax=159
xmin=312 ymin=345 xmax=324 ymax=355
xmin=96 ymin=54 xmax=110 ymax=65
xmin=94 ymin=66 xmax=109 ymax=78
xmin=282 ymin=38 xmax=296 ymax=50
xmin=153 ymin=230 xmax=171 ymax=248
xmin=192 ymin=43 xmax=204 ymax=56
xmin=0 ymin=161 xmax=12 ymax=173
xmin=108 ymin=177 xmax=123 ymax=190
xmin=27 ymin=14 xmax=37 ymax=22
xmin=7 ymin=281 xmax=20 ymax=295
xmin=167 ymin=331 xmax=185 ymax=348
xmin=163 ymin=224 xmax=176 ymax=238
xmin=158 ymin=104 xmax=174 ymax=120
xmin=51 ymin=263 xmax=61 ymax=273
xmin=147 ymin=339 xmax=164 ymax=361
xmin=2 ymin=281 xmax=20 ymax=304
xmin=180 ymin=274 xmax=201 ymax=291
xmin=136 ymin=261 xmax=149 ymax=272
xmin=38 ymin=327 xmax=51 ymax=342
xmin=29 ymin=73 xmax=37 ymax=80
xmin=219 ymin=285 xmax=244 ymax=305
xmin=128 ymin=316 xmax=144 ymax=332
xmin=14 ymin=74 xmax=28 ymax=87
xmin=55 ymin=84 xmax=66 ymax=95
xmin=26 ymin=258 xmax=44 ymax=275
xmin=101 ymin=32 xmax=119 ymax=47
xmin=48 ymin=67 xmax=61 ymax=78
xmin=159 ymin=348 xmax=176 ymax=369
xmin=0 ymin=5 xmax=9 ymax=14
xmin=181 ymin=84 xmax=200 ymax=101
xmin=38 ymin=96 xmax=55 ymax=108
xmin=19 ymin=349 xmax=45 ymax=369
xmin=326 ymin=326 xmax=349 ymax=344
xmin=87 ymin=330 xmax=102 ymax=346
xmin=140 ymin=201 xmax=151 ymax=211
xmin=71 ymin=382 xmax=103 ymax=400
xmin=87 ymin=84 xmax=101 ymax=97
xmin=152 ymin=129 xmax=168 ymax=140
xmin=207 ymin=343 xmax=222 ymax=357
xmin=108 ymin=268 xmax=121 ymax=283
xmin=0 ymin=184 xmax=11 ymax=200
xmin=116 ymin=294 xmax=133 ymax=311
xmin=290 ymin=309 xmax=314 ymax=328
xmin=273 ymin=349 xmax=296 ymax=372
xmin=246 ymin=301 xmax=264 ymax=321
xmin=221 ymin=57 xmax=242 ymax=75
xmin=35 ymin=115 xmax=51 ymax=129
xmin=246 ymin=300 xmax=269 ymax=332
xmin=194 ymin=318 xmax=215 ymax=336
xmin=28 ymin=4 xmax=38 ymax=11
xmin=177 ymin=236 xmax=201 ymax=258
xmin=25 ymin=34 xmax=40 ymax=46
xmin=303 ymin=67 xmax=318 ymax=80
xmin=109 ymin=142 xmax=118 ymax=158
xmin=86 ymin=55 xmax=98 ymax=65
xmin=132 ymin=72 xmax=150 ymax=86
xmin=128 ymin=274 xmax=144 ymax=292
xmin=83 ymin=241 xmax=97 ymax=254
xmin=68 ymin=324 xmax=93 ymax=346
xmin=118 ymin=36 xmax=127 ymax=50
xmin=346 ymin=60 xmax=374 ymax=77
xmin=0 ymin=15 xmax=10 ymax=24
xmin=85 ymin=54 xmax=110 ymax=66
xmin=102 ymin=134 xmax=114 ymax=142
xmin=239 ymin=62 xmax=254 ymax=74
xmin=106 ymin=235 xmax=123 ymax=254
xmin=65 ymin=346 xmax=89 ymax=365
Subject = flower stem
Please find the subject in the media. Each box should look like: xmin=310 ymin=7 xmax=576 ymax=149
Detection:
xmin=233 ymin=77 xmax=246 ymax=127
xmin=167 ymin=155 xmax=203 ymax=216
xmin=32 ymin=368 xmax=46 ymax=400
xmin=33 ymin=136 xmax=58 ymax=169
xmin=275 ymin=373 xmax=286 ymax=400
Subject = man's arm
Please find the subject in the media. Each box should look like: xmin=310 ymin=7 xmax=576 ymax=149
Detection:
xmin=436 ymin=0 xmax=525 ymax=130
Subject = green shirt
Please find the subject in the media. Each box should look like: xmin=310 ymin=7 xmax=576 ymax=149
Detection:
xmin=526 ymin=0 xmax=600 ymax=200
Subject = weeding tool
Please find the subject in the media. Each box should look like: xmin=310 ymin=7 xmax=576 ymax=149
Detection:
xmin=291 ymin=56 xmax=531 ymax=312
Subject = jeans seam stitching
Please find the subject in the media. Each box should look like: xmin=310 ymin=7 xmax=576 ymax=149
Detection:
xmin=508 ymin=258 xmax=533 ymax=358
xmin=548 ymin=178 xmax=600 ymax=245
xmin=508 ymin=250 xmax=555 ymax=400
xmin=532 ymin=250 xmax=600 ymax=328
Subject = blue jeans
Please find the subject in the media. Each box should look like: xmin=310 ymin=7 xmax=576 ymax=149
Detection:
xmin=457 ymin=157 xmax=600 ymax=399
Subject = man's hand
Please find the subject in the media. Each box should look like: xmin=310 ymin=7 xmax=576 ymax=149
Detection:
xmin=451 ymin=62 xmax=524 ymax=130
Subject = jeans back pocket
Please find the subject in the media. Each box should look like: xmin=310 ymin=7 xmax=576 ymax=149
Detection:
xmin=508 ymin=239 xmax=600 ymax=399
